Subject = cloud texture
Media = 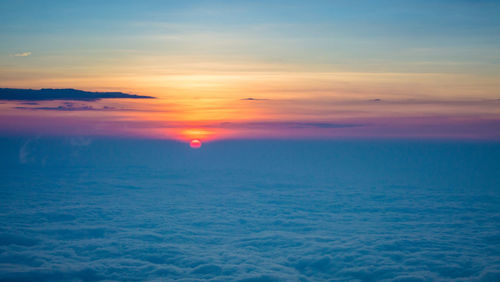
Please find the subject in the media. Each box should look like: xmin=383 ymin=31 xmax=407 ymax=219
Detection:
xmin=0 ymin=139 xmax=499 ymax=281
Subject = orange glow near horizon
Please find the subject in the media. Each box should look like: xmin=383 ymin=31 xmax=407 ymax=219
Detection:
xmin=179 ymin=129 xmax=214 ymax=142
xmin=2 ymin=71 xmax=500 ymax=141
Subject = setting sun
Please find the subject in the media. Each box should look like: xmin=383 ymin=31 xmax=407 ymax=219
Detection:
xmin=189 ymin=139 xmax=202 ymax=149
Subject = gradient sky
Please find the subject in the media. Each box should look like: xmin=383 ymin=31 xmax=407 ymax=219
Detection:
xmin=1 ymin=0 xmax=500 ymax=141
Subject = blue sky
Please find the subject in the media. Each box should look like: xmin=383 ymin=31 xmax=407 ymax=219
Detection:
xmin=2 ymin=0 xmax=499 ymax=73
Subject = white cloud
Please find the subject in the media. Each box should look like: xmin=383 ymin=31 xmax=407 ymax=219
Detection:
xmin=13 ymin=51 xmax=31 ymax=57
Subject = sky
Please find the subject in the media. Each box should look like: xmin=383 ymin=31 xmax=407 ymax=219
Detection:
xmin=1 ymin=0 xmax=500 ymax=141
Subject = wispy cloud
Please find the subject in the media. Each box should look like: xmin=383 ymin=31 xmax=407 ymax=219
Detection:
xmin=217 ymin=121 xmax=363 ymax=129
xmin=15 ymin=105 xmax=111 ymax=112
xmin=240 ymin=98 xmax=269 ymax=101
xmin=15 ymin=102 xmax=127 ymax=112
xmin=13 ymin=51 xmax=31 ymax=57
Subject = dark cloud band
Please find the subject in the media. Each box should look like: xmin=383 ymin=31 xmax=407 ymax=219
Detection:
xmin=0 ymin=88 xmax=154 ymax=101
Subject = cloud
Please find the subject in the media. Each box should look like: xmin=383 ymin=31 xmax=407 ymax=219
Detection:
xmin=218 ymin=121 xmax=363 ymax=129
xmin=364 ymin=98 xmax=500 ymax=106
xmin=240 ymin=98 xmax=269 ymax=101
xmin=0 ymin=88 xmax=155 ymax=101
xmin=1 ymin=139 xmax=500 ymax=280
xmin=14 ymin=101 xmax=160 ymax=113
xmin=292 ymin=122 xmax=362 ymax=129
xmin=13 ymin=51 xmax=31 ymax=57
xmin=15 ymin=102 xmax=119 ymax=112
xmin=68 ymin=136 xmax=93 ymax=147
xmin=18 ymin=138 xmax=40 ymax=164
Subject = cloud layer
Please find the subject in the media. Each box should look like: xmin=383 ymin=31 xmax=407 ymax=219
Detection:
xmin=0 ymin=88 xmax=154 ymax=101
xmin=1 ymin=139 xmax=499 ymax=281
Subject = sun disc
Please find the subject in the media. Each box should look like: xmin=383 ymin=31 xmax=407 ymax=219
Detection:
xmin=190 ymin=139 xmax=202 ymax=149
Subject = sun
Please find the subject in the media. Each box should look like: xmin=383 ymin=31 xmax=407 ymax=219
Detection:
xmin=190 ymin=139 xmax=202 ymax=149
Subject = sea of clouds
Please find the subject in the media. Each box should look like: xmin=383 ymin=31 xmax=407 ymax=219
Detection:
xmin=1 ymin=138 xmax=499 ymax=281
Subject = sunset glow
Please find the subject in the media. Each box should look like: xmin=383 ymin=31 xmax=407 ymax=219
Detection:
xmin=1 ymin=1 xmax=500 ymax=140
